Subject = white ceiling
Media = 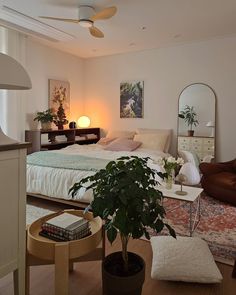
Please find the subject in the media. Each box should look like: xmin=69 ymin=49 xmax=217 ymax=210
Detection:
xmin=1 ymin=0 xmax=236 ymax=58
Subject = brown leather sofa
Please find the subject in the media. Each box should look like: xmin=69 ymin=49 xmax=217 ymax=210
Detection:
xmin=199 ymin=159 xmax=236 ymax=206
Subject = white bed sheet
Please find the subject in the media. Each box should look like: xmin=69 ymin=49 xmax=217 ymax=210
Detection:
xmin=27 ymin=144 xmax=167 ymax=203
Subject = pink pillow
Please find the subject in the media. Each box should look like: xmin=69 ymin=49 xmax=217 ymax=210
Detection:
xmin=104 ymin=138 xmax=141 ymax=151
xmin=97 ymin=137 xmax=116 ymax=145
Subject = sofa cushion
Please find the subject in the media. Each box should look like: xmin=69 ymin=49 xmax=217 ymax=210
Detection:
xmin=207 ymin=172 xmax=236 ymax=190
xmin=233 ymin=160 xmax=236 ymax=172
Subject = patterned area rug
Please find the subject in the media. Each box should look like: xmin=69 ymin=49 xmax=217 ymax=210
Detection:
xmin=27 ymin=197 xmax=236 ymax=266
xmin=148 ymin=194 xmax=236 ymax=265
xmin=26 ymin=204 xmax=54 ymax=225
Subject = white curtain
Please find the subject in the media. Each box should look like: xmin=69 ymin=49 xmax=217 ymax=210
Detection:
xmin=0 ymin=27 xmax=8 ymax=133
xmin=0 ymin=26 xmax=28 ymax=141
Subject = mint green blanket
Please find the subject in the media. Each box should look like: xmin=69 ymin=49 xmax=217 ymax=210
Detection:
xmin=27 ymin=151 xmax=109 ymax=171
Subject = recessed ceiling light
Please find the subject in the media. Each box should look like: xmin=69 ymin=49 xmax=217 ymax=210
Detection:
xmin=141 ymin=26 xmax=147 ymax=30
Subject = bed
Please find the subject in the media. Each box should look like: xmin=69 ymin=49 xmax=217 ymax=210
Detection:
xmin=26 ymin=129 xmax=172 ymax=207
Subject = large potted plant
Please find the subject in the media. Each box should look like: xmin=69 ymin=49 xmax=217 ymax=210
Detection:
xmin=33 ymin=108 xmax=56 ymax=130
xmin=179 ymin=105 xmax=199 ymax=136
xmin=70 ymin=156 xmax=175 ymax=295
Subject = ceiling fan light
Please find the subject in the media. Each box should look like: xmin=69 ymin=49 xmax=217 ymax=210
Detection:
xmin=79 ymin=19 xmax=93 ymax=28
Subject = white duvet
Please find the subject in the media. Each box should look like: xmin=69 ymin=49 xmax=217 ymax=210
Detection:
xmin=27 ymin=144 xmax=167 ymax=203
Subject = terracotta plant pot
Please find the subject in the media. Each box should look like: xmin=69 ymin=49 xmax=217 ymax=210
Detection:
xmin=188 ymin=130 xmax=194 ymax=136
xmin=102 ymin=252 xmax=145 ymax=295
xmin=40 ymin=122 xmax=52 ymax=130
xmin=57 ymin=123 xmax=64 ymax=130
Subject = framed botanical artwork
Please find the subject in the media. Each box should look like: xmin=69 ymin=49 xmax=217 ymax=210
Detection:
xmin=48 ymin=79 xmax=70 ymax=118
xmin=120 ymin=80 xmax=144 ymax=118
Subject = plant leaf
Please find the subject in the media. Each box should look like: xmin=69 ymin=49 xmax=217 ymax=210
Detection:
xmin=107 ymin=226 xmax=117 ymax=244
xmin=165 ymin=223 xmax=176 ymax=238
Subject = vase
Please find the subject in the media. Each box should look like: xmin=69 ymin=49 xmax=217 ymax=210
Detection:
xmin=165 ymin=169 xmax=175 ymax=189
xmin=165 ymin=175 xmax=173 ymax=189
xmin=188 ymin=130 xmax=194 ymax=137
xmin=41 ymin=122 xmax=52 ymax=130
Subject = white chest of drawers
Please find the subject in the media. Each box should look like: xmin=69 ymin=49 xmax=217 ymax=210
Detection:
xmin=178 ymin=136 xmax=214 ymax=161
xmin=0 ymin=143 xmax=30 ymax=295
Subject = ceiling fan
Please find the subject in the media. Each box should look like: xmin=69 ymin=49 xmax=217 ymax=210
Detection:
xmin=39 ymin=5 xmax=117 ymax=38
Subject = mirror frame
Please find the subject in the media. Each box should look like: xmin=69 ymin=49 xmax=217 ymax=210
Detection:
xmin=177 ymin=82 xmax=217 ymax=162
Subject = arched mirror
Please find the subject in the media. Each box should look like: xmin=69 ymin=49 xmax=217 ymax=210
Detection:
xmin=177 ymin=83 xmax=216 ymax=163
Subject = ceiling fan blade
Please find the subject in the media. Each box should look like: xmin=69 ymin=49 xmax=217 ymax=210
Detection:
xmin=39 ymin=16 xmax=79 ymax=23
xmin=89 ymin=26 xmax=104 ymax=38
xmin=90 ymin=6 xmax=117 ymax=21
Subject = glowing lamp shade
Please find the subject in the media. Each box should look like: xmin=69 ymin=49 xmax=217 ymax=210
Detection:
xmin=78 ymin=116 xmax=90 ymax=128
xmin=0 ymin=52 xmax=32 ymax=90
xmin=0 ymin=52 xmax=32 ymax=145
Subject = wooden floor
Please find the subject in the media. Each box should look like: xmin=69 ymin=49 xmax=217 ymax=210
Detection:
xmin=0 ymin=197 xmax=235 ymax=295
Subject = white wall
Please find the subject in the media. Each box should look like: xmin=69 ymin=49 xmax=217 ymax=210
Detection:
xmin=84 ymin=37 xmax=236 ymax=161
xmin=25 ymin=38 xmax=85 ymax=132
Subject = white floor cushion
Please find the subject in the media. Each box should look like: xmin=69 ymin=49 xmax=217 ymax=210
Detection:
xmin=151 ymin=236 xmax=223 ymax=283
xmin=179 ymin=162 xmax=200 ymax=185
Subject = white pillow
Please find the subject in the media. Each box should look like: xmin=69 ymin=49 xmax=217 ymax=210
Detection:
xmin=104 ymin=138 xmax=141 ymax=152
xmin=136 ymin=128 xmax=172 ymax=153
xmin=106 ymin=130 xmax=135 ymax=140
xmin=178 ymin=150 xmax=200 ymax=168
xmin=179 ymin=162 xmax=200 ymax=185
xmin=133 ymin=133 xmax=168 ymax=152
xmin=97 ymin=137 xmax=116 ymax=145
xmin=151 ymin=236 xmax=222 ymax=283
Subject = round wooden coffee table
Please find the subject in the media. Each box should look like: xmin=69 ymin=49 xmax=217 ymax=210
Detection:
xmin=26 ymin=209 xmax=104 ymax=295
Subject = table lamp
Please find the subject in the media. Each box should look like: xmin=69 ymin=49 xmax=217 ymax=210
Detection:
xmin=206 ymin=121 xmax=215 ymax=137
xmin=77 ymin=116 xmax=90 ymax=128
xmin=0 ymin=52 xmax=32 ymax=145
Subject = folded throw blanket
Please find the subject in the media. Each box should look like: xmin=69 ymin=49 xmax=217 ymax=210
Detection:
xmin=27 ymin=151 xmax=109 ymax=171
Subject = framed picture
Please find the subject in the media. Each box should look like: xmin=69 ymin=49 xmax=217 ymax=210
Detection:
xmin=48 ymin=79 xmax=70 ymax=118
xmin=120 ymin=80 xmax=144 ymax=118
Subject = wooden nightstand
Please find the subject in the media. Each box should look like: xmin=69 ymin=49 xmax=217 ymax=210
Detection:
xmin=25 ymin=128 xmax=100 ymax=154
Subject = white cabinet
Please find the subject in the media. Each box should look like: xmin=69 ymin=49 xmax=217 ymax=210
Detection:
xmin=0 ymin=143 xmax=29 ymax=295
xmin=178 ymin=136 xmax=214 ymax=161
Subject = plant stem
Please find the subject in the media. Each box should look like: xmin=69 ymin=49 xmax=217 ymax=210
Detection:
xmin=120 ymin=233 xmax=129 ymax=272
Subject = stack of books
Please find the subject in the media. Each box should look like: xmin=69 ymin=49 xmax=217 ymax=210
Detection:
xmin=40 ymin=212 xmax=91 ymax=241
xmin=55 ymin=135 xmax=67 ymax=142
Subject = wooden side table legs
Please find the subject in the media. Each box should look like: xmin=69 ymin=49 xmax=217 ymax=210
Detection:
xmin=55 ymin=243 xmax=69 ymax=295
xmin=13 ymin=268 xmax=25 ymax=295
xmin=69 ymin=261 xmax=74 ymax=272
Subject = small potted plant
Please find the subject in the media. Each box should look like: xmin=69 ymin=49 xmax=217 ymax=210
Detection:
xmin=70 ymin=156 xmax=175 ymax=295
xmin=53 ymin=104 xmax=69 ymax=130
xmin=33 ymin=108 xmax=56 ymax=130
xmin=179 ymin=105 xmax=199 ymax=136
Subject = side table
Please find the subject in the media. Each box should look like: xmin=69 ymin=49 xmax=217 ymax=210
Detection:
xmin=158 ymin=183 xmax=203 ymax=236
xmin=26 ymin=209 xmax=104 ymax=295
